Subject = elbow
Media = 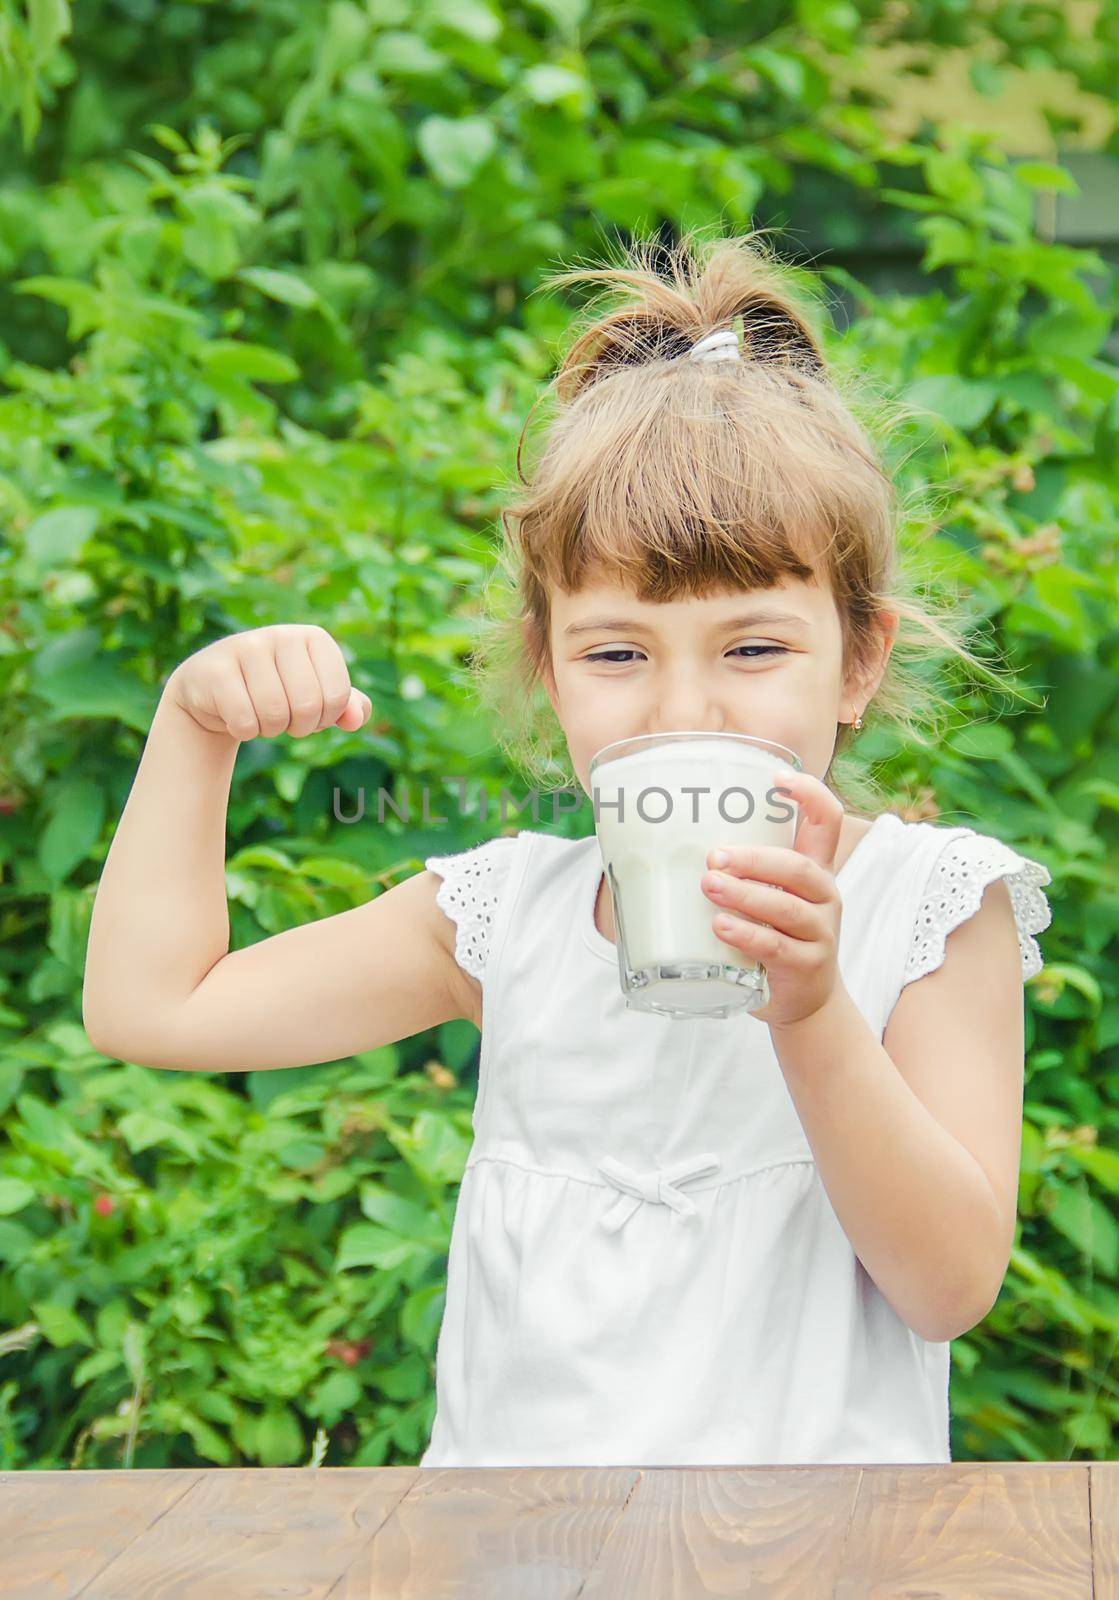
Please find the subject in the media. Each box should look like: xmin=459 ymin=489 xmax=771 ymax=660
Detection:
xmin=82 ymin=997 xmax=115 ymax=1060
xmin=953 ymin=1277 xmax=1005 ymax=1341
xmin=921 ymin=1186 xmax=1014 ymax=1342
xmin=916 ymin=1304 xmax=990 ymax=1345
xmin=82 ymin=980 xmax=121 ymax=1060
xmin=912 ymin=1271 xmax=1006 ymax=1345
xmin=82 ymin=1007 xmax=190 ymax=1072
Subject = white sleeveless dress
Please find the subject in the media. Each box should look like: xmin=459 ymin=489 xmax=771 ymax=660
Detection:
xmin=417 ymin=812 xmax=1053 ymax=1467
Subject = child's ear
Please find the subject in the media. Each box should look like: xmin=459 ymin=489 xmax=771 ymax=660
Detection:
xmin=869 ymin=607 xmax=900 ymax=690
xmin=843 ymin=608 xmax=898 ymax=716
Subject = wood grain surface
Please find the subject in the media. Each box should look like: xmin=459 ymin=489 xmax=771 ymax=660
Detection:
xmin=1 ymin=1463 xmax=1115 ymax=1598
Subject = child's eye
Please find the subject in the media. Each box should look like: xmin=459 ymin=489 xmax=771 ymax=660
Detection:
xmin=584 ymin=647 xmax=787 ymax=664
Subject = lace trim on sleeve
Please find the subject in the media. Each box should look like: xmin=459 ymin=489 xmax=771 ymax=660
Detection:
xmin=424 ymin=836 xmax=520 ymax=982
xmin=904 ymin=832 xmax=1054 ymax=986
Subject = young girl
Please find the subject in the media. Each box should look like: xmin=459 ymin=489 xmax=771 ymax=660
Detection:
xmin=83 ymin=230 xmax=1053 ymax=1469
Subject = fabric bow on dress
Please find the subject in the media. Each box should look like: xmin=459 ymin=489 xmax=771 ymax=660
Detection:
xmin=596 ymin=1152 xmax=723 ymax=1234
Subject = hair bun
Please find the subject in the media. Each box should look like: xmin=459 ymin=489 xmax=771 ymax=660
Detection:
xmin=543 ymin=229 xmax=830 ymax=402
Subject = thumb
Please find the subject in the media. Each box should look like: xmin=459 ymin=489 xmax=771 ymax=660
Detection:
xmin=334 ymin=687 xmax=371 ymax=730
xmin=775 ymin=769 xmax=841 ymax=871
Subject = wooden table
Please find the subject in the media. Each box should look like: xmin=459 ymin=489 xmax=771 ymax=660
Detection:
xmin=2 ymin=1464 xmax=1115 ymax=1597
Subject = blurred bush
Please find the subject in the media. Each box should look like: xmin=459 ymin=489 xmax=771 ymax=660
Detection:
xmin=0 ymin=1 xmax=1117 ymax=1467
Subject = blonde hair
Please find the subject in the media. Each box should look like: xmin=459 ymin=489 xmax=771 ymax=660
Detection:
xmin=466 ymin=224 xmax=1037 ymax=818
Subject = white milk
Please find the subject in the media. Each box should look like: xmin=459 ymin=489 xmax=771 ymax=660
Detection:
xmin=590 ymin=734 xmax=800 ymax=1015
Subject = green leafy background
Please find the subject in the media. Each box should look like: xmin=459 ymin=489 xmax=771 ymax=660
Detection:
xmin=1 ymin=0 xmax=1117 ymax=1468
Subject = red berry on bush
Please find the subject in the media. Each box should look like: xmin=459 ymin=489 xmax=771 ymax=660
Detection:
xmin=326 ymin=1337 xmax=371 ymax=1366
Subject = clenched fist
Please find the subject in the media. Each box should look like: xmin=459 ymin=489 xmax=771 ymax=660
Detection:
xmin=166 ymin=624 xmax=372 ymax=741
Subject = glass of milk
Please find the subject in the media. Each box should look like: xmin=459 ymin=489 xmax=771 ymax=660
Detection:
xmin=588 ymin=731 xmax=802 ymax=1020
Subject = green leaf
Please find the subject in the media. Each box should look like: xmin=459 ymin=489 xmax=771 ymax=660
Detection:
xmin=255 ymin=1405 xmax=305 ymax=1466
xmin=1033 ymin=964 xmax=1102 ymax=1015
xmin=920 ymin=217 xmax=975 ymax=273
xmin=117 ymin=1112 xmax=202 ymax=1159
xmin=1048 ymin=1185 xmax=1119 ymax=1275
xmin=376 ymin=1349 xmax=427 ymax=1401
xmin=277 ymin=1138 xmax=326 ymax=1170
xmin=349 ymin=1045 xmax=399 ymax=1086
xmin=370 ymin=30 xmax=446 ymax=76
xmin=311 ymin=1368 xmax=362 ymax=1421
xmin=1063 ymin=1411 xmax=1110 ymax=1452
xmin=403 ymin=1109 xmax=470 ymax=1184
xmin=236 ymin=267 xmax=320 ymax=308
xmin=744 ymin=45 xmax=806 ymax=101
xmin=904 ymin=375 xmax=1000 ymax=430
xmin=1072 ymin=1147 xmax=1119 ymax=1192
xmin=1026 ymin=306 xmax=1112 ymax=361
xmin=32 ymin=1300 xmax=95 ymax=1349
xmin=246 ymin=1065 xmax=323 ymax=1112
xmin=198 ymin=340 xmax=301 ymax=383
xmin=521 ymin=64 xmax=587 ymax=104
xmin=73 ymin=1348 xmax=124 ymax=1387
xmin=30 ymin=633 xmax=155 ymax=732
xmin=1013 ymin=161 xmax=1081 ymax=195
xmin=13 ymin=276 xmax=103 ymax=339
xmin=425 ymin=0 xmax=500 ymax=42
xmin=228 ymin=845 xmax=297 ymax=872
xmin=172 ymin=1406 xmax=235 ymax=1464
xmin=400 ymin=1281 xmax=445 ymax=1352
xmin=359 ymin=1180 xmax=436 ymax=1238
xmin=38 ymin=776 xmax=105 ymax=882
xmin=28 ymin=0 xmax=71 ymax=60
xmin=146 ymin=123 xmax=189 ymax=154
xmin=0 ymin=1177 xmax=36 ymax=1215
xmin=337 ymin=1221 xmax=428 ymax=1271
xmin=526 ymin=0 xmax=588 ymax=25
xmin=299 ymin=856 xmax=369 ymax=891
xmin=947 ymin=723 xmax=1015 ymax=759
xmin=437 ymin=1016 xmax=479 ymax=1070
xmin=205 ymin=372 xmax=276 ymax=429
xmin=923 ymin=151 xmax=984 ymax=206
xmin=417 ymin=115 xmax=496 ymax=187
xmin=24 ymin=505 xmax=100 ymax=568
xmin=0 ymin=1222 xmax=34 ymax=1264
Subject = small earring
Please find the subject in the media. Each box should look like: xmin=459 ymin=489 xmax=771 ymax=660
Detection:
xmin=853 ymin=712 xmax=863 ymax=731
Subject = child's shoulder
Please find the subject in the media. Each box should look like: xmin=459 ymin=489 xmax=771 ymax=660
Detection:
xmin=868 ymin=809 xmax=1054 ymax=986
xmin=423 ymin=826 xmax=593 ymax=880
xmin=868 ymin=807 xmax=1051 ymax=873
xmin=421 ymin=830 xmax=588 ymax=995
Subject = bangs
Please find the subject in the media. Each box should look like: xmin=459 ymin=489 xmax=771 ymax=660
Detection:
xmin=516 ymin=358 xmax=884 ymax=610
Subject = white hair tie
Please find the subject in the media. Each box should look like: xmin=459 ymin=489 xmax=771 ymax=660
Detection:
xmin=687 ymin=327 xmax=741 ymax=364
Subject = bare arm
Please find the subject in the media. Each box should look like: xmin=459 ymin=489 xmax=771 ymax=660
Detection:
xmin=769 ymin=878 xmax=1023 ymax=1344
xmin=82 ymin=685 xmax=241 ymax=1052
xmin=82 ymin=626 xmax=480 ymax=1071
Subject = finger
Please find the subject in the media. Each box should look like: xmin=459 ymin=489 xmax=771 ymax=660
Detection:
xmin=713 ymin=910 xmax=797 ymax=966
xmin=704 ymin=843 xmax=832 ymax=903
xmin=217 ymin=662 xmax=262 ymax=741
xmin=239 ymin=640 xmax=292 ymax=739
xmin=304 ymin=628 xmax=362 ymax=731
xmin=274 ymin=633 xmax=325 ymax=738
xmin=769 ymin=767 xmax=843 ymax=873
xmin=705 ymin=874 xmax=817 ymax=940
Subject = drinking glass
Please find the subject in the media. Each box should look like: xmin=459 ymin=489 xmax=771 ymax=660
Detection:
xmin=588 ymin=731 xmax=802 ymax=1020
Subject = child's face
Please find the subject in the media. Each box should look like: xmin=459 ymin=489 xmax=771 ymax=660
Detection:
xmin=542 ymin=575 xmax=897 ymax=795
